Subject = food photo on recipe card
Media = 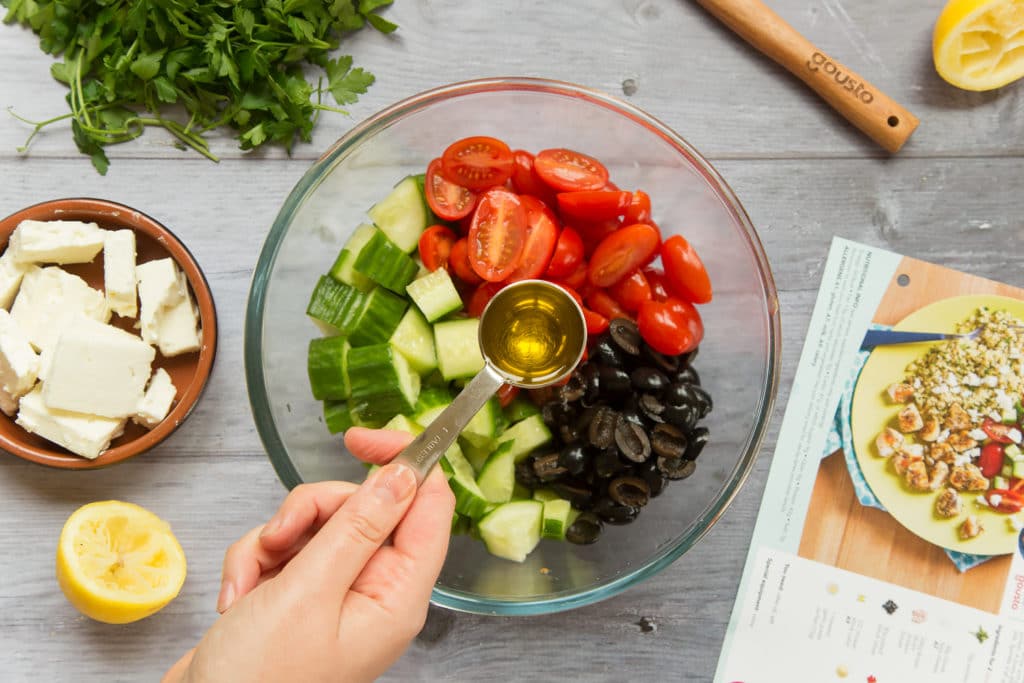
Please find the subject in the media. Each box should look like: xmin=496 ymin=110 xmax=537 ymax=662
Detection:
xmin=716 ymin=238 xmax=1024 ymax=683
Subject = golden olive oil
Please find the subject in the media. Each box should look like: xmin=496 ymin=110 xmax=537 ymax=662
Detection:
xmin=480 ymin=281 xmax=585 ymax=387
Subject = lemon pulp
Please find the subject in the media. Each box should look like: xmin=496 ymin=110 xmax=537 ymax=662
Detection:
xmin=933 ymin=0 xmax=1024 ymax=91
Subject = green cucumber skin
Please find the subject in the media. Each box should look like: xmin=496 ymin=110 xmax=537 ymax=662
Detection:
xmin=462 ymin=396 xmax=502 ymax=450
xmin=307 ymin=336 xmax=350 ymax=400
xmin=323 ymin=400 xmax=354 ymax=434
xmin=541 ymin=498 xmax=572 ymax=540
xmin=476 ymin=441 xmax=517 ymax=504
xmin=367 ymin=176 xmax=429 ymax=253
xmin=353 ymin=229 xmax=419 ymax=295
xmin=347 ymin=287 xmax=408 ymax=346
xmin=329 ymin=224 xmax=376 ymax=291
xmin=406 ymin=268 xmax=463 ymax=322
xmin=346 ymin=344 xmax=420 ymax=420
xmin=504 ymin=397 xmax=541 ymax=424
xmin=306 ymin=276 xmax=366 ymax=331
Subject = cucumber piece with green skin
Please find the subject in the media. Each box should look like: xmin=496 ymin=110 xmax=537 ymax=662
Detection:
xmin=354 ymin=228 xmax=419 ymax=295
xmin=476 ymin=441 xmax=517 ymax=504
xmin=532 ymin=488 xmax=560 ymax=503
xmin=477 ymin=500 xmax=544 ymax=563
xmin=367 ymin=175 xmax=429 ymax=253
xmin=406 ymin=268 xmax=463 ymax=322
xmin=347 ymin=344 xmax=420 ymax=422
xmin=495 ymin=414 xmax=552 ymax=463
xmin=307 ymin=276 xmax=366 ymax=331
xmin=347 ymin=287 xmax=408 ymax=346
xmin=383 ymin=413 xmax=423 ymax=436
xmin=389 ymin=307 xmax=438 ymax=375
xmin=1014 ymin=460 xmax=1024 ymax=479
xmin=461 ymin=396 xmax=503 ymax=450
xmin=540 ymin=498 xmax=573 ymax=540
xmin=461 ymin=438 xmax=492 ymax=473
xmin=434 ymin=318 xmax=485 ymax=380
xmin=307 ymin=336 xmax=350 ymax=400
xmin=504 ymin=397 xmax=541 ymax=424
xmin=329 ymin=223 xmax=376 ymax=291
xmin=323 ymin=399 xmax=354 ymax=434
xmin=440 ymin=442 xmax=491 ymax=519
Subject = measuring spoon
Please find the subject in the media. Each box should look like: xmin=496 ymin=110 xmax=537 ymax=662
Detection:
xmin=393 ymin=279 xmax=587 ymax=484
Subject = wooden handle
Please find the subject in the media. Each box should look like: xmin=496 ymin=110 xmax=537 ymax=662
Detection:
xmin=695 ymin=0 xmax=919 ymax=153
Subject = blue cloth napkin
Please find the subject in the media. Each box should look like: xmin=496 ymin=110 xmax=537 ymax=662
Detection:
xmin=822 ymin=324 xmax=994 ymax=573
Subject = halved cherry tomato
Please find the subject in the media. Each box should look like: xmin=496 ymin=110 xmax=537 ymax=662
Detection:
xmin=643 ymin=266 xmax=670 ymax=301
xmin=425 ymin=158 xmax=476 ymax=221
xmin=545 ymin=227 xmax=584 ymax=279
xmin=661 ymin=235 xmax=712 ymax=304
xmin=418 ymin=225 xmax=458 ymax=272
xmin=623 ymin=190 xmax=651 ymax=224
xmin=583 ymin=308 xmax=609 ymax=335
xmin=608 ymin=269 xmax=652 ymax=313
xmin=467 ymin=281 xmax=505 ymax=318
xmin=982 ymin=417 xmax=1016 ymax=444
xmin=556 ymin=191 xmax=631 ymax=223
xmin=441 ymin=136 xmax=514 ymax=191
xmin=505 ymin=196 xmax=559 ymax=282
xmin=587 ymin=223 xmax=661 ymax=287
xmin=985 ymin=488 xmax=1024 ymax=514
xmin=449 ymin=237 xmax=482 ymax=285
xmin=510 ymin=150 xmax=555 ymax=203
xmin=497 ymin=383 xmax=520 ymax=408
xmin=586 ymin=288 xmax=628 ymax=321
xmin=573 ymin=219 xmax=619 ymax=257
xmin=560 ymin=261 xmax=588 ymax=290
xmin=637 ymin=297 xmax=704 ymax=355
xmin=979 ymin=442 xmax=1006 ymax=478
xmin=534 ymin=148 xmax=609 ymax=192
xmin=468 ymin=188 xmax=527 ymax=282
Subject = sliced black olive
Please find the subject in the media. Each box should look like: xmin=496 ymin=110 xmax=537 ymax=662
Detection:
xmin=614 ymin=414 xmax=651 ymax=463
xmin=638 ymin=393 xmax=665 ymax=423
xmin=643 ymin=345 xmax=679 ymax=373
xmin=515 ymin=458 xmax=542 ymax=489
xmin=689 ymin=386 xmax=713 ymax=418
xmin=565 ymin=512 xmax=603 ymax=545
xmin=591 ymin=337 xmax=625 ymax=368
xmin=608 ymin=318 xmax=642 ymax=356
xmin=679 ymin=345 xmax=699 ymax=368
xmin=673 ymin=365 xmax=700 ymax=386
xmin=657 ymin=454 xmax=696 ymax=480
xmin=664 ymin=381 xmax=693 ymax=407
xmin=587 ymin=406 xmax=618 ymax=449
xmin=684 ymin=427 xmax=709 ymax=460
xmin=651 ymin=423 xmax=688 ymax=459
xmin=559 ymin=422 xmax=582 ymax=444
xmin=662 ymin=402 xmax=698 ymax=431
xmin=631 ymin=367 xmax=669 ymax=393
xmin=558 ymin=371 xmax=587 ymax=403
xmin=638 ymin=460 xmax=666 ymax=497
xmin=599 ymin=366 xmax=632 ymax=398
xmin=533 ymin=452 xmax=568 ymax=482
xmin=558 ymin=442 xmax=588 ymax=476
xmin=581 ymin=363 xmax=601 ymax=407
xmin=541 ymin=400 xmax=572 ymax=428
xmin=594 ymin=447 xmax=626 ymax=478
xmin=608 ymin=475 xmax=651 ymax=508
xmin=552 ymin=480 xmax=594 ymax=509
xmin=621 ymin=406 xmax=645 ymax=427
xmin=575 ymin=404 xmax=599 ymax=432
xmin=593 ymin=497 xmax=639 ymax=525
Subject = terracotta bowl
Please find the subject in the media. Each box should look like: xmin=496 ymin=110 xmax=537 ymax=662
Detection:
xmin=0 ymin=198 xmax=217 ymax=469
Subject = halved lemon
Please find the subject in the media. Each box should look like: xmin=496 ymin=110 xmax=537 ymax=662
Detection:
xmin=56 ymin=501 xmax=187 ymax=624
xmin=934 ymin=0 xmax=1024 ymax=91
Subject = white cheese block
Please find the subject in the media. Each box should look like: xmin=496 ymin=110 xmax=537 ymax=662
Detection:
xmin=42 ymin=316 xmax=156 ymax=418
xmin=103 ymin=229 xmax=137 ymax=318
xmin=0 ymin=309 xmax=40 ymax=415
xmin=9 ymin=220 xmax=106 ymax=264
xmin=155 ymin=294 xmax=201 ymax=357
xmin=0 ymin=249 xmax=31 ymax=310
xmin=10 ymin=266 xmax=109 ymax=352
xmin=136 ymin=258 xmax=184 ymax=345
xmin=134 ymin=367 xmax=176 ymax=429
xmin=16 ymin=386 xmax=125 ymax=460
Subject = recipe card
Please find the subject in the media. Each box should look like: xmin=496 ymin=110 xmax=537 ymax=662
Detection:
xmin=716 ymin=238 xmax=1024 ymax=683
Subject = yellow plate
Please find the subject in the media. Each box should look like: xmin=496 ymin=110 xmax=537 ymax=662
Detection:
xmin=852 ymin=294 xmax=1024 ymax=556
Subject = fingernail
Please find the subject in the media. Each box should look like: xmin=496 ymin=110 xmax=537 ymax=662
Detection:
xmin=216 ymin=581 xmax=235 ymax=613
xmin=373 ymin=463 xmax=416 ymax=503
xmin=260 ymin=515 xmax=283 ymax=538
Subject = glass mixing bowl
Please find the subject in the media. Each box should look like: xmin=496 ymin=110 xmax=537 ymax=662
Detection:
xmin=245 ymin=78 xmax=780 ymax=615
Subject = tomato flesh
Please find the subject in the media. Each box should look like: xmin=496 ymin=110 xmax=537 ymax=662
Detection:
xmin=982 ymin=417 xmax=1015 ymax=444
xmin=468 ymin=188 xmax=527 ymax=282
xmin=661 ymin=234 xmax=712 ymax=304
xmin=979 ymin=442 xmax=1006 ymax=478
xmin=556 ymin=191 xmax=631 ymax=223
xmin=534 ymin=148 xmax=609 ymax=192
xmin=441 ymin=136 xmax=514 ymax=191
xmin=583 ymin=308 xmax=609 ymax=335
xmin=418 ymin=225 xmax=457 ymax=272
xmin=425 ymin=158 xmax=476 ymax=221
xmin=608 ymin=269 xmax=652 ymax=313
xmin=637 ymin=297 xmax=704 ymax=355
xmin=587 ymin=223 xmax=661 ymax=287
xmin=572 ymin=219 xmax=619 ymax=257
xmin=497 ymin=383 xmax=520 ymax=408
xmin=510 ymin=150 xmax=555 ymax=203
xmin=449 ymin=237 xmax=482 ymax=285
xmin=505 ymin=195 xmax=559 ymax=282
xmin=586 ymin=288 xmax=628 ymax=321
xmin=545 ymin=227 xmax=584 ymax=279
xmin=643 ymin=267 xmax=670 ymax=301
xmin=985 ymin=487 xmax=1024 ymax=513
xmin=468 ymin=281 xmax=505 ymax=318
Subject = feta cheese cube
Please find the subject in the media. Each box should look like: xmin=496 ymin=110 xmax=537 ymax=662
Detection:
xmin=42 ymin=316 xmax=155 ymax=418
xmin=0 ymin=309 xmax=39 ymax=415
xmin=9 ymin=220 xmax=105 ymax=264
xmin=10 ymin=266 xmax=109 ymax=351
xmin=134 ymin=368 xmax=176 ymax=429
xmin=103 ymin=230 xmax=137 ymax=318
xmin=16 ymin=386 xmax=125 ymax=459
xmin=136 ymin=258 xmax=184 ymax=345
xmin=0 ymin=249 xmax=30 ymax=310
xmin=155 ymin=294 xmax=201 ymax=357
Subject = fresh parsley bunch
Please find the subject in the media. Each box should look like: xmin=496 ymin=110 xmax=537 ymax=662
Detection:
xmin=1 ymin=0 xmax=396 ymax=173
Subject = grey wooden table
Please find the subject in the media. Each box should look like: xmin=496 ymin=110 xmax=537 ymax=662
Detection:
xmin=1 ymin=1 xmax=1021 ymax=681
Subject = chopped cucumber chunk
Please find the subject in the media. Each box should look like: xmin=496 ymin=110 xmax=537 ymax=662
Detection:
xmin=495 ymin=414 xmax=552 ymax=463
xmin=541 ymin=498 xmax=573 ymax=540
xmin=389 ymin=307 xmax=438 ymax=375
xmin=406 ymin=268 xmax=463 ymax=322
xmin=347 ymin=286 xmax=408 ymax=346
xmin=383 ymin=413 xmax=423 ymax=436
xmin=354 ymin=228 xmax=419 ymax=295
xmin=476 ymin=441 xmax=517 ymax=504
xmin=347 ymin=344 xmax=421 ymax=423
xmin=462 ymin=397 xmax=502 ymax=450
xmin=307 ymin=336 xmax=350 ymax=400
xmin=329 ymin=223 xmax=376 ymax=291
xmin=434 ymin=317 xmax=485 ymax=380
xmin=367 ymin=175 xmax=429 ymax=253
xmin=478 ymin=500 xmax=544 ymax=563
xmin=306 ymin=276 xmax=365 ymax=331
xmin=323 ymin=399 xmax=353 ymax=434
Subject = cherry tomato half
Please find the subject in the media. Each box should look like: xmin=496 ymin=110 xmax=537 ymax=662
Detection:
xmin=468 ymin=188 xmax=527 ymax=282
xmin=441 ymin=136 xmax=514 ymax=191
xmin=425 ymin=158 xmax=476 ymax=221
xmin=587 ymin=223 xmax=661 ymax=287
xmin=418 ymin=224 xmax=458 ymax=272
xmin=661 ymin=234 xmax=712 ymax=304
xmin=545 ymin=227 xmax=584 ymax=280
xmin=982 ymin=417 xmax=1016 ymax=444
xmin=637 ymin=297 xmax=704 ymax=356
xmin=586 ymin=288 xmax=628 ymax=322
xmin=534 ymin=148 xmax=609 ymax=192
xmin=556 ymin=190 xmax=631 ymax=223
xmin=573 ymin=219 xmax=619 ymax=257
xmin=510 ymin=150 xmax=555 ymax=203
xmin=985 ymin=488 xmax=1024 ymax=514
xmin=583 ymin=308 xmax=609 ymax=335
xmin=468 ymin=281 xmax=505 ymax=318
xmin=608 ymin=269 xmax=652 ymax=313
xmin=623 ymin=190 xmax=651 ymax=224
xmin=642 ymin=266 xmax=670 ymax=301
xmin=505 ymin=196 xmax=559 ymax=282
xmin=979 ymin=442 xmax=1006 ymax=478
xmin=497 ymin=383 xmax=520 ymax=408
xmin=449 ymin=237 xmax=482 ymax=286
xmin=560 ymin=261 xmax=589 ymax=290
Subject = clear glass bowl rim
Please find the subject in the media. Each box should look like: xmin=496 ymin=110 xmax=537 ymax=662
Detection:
xmin=244 ymin=76 xmax=781 ymax=615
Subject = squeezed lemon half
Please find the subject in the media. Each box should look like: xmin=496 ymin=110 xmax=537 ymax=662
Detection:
xmin=56 ymin=501 xmax=187 ymax=624
xmin=934 ymin=0 xmax=1024 ymax=91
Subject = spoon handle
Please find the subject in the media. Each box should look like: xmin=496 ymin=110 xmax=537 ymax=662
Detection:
xmin=694 ymin=0 xmax=918 ymax=153
xmin=393 ymin=364 xmax=506 ymax=485
xmin=860 ymin=329 xmax=953 ymax=350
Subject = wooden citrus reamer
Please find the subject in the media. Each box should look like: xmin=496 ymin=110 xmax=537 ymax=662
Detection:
xmin=695 ymin=0 xmax=919 ymax=153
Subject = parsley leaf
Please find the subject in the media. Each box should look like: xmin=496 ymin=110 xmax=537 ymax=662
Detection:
xmin=326 ymin=56 xmax=375 ymax=105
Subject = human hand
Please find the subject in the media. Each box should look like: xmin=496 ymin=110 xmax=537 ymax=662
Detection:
xmin=162 ymin=428 xmax=455 ymax=683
